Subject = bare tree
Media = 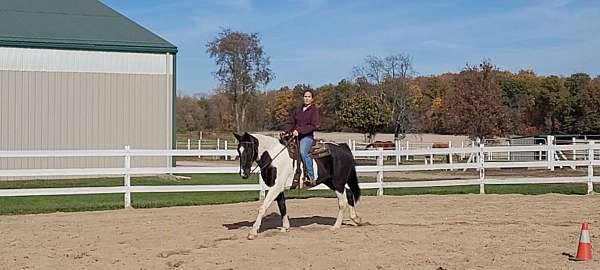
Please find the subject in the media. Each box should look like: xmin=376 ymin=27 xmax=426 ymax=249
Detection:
xmin=354 ymin=53 xmax=415 ymax=140
xmin=206 ymin=29 xmax=274 ymax=132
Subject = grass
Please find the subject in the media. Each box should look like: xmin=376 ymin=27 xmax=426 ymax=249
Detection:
xmin=0 ymin=174 xmax=257 ymax=189
xmin=0 ymin=174 xmax=598 ymax=215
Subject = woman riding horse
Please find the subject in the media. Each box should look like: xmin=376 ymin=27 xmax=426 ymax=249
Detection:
xmin=286 ymin=89 xmax=320 ymax=188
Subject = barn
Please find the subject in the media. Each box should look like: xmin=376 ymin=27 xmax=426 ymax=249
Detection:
xmin=0 ymin=0 xmax=177 ymax=174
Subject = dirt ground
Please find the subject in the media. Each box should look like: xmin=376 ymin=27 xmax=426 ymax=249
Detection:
xmin=2 ymin=194 xmax=600 ymax=270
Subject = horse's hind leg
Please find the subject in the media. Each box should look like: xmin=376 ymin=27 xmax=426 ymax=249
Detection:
xmin=276 ymin=192 xmax=290 ymax=232
xmin=346 ymin=188 xmax=362 ymax=225
xmin=248 ymin=187 xmax=282 ymax=240
xmin=332 ymin=189 xmax=348 ymax=230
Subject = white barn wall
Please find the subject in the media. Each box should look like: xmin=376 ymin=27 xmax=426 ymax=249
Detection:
xmin=0 ymin=47 xmax=173 ymax=178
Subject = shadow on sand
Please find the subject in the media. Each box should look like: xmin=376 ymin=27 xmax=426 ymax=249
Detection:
xmin=223 ymin=213 xmax=336 ymax=233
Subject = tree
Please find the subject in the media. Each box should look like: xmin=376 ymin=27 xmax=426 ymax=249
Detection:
xmin=318 ymin=80 xmax=358 ymax=131
xmin=175 ymin=95 xmax=207 ymax=133
xmin=531 ymin=76 xmax=568 ymax=134
xmin=206 ymin=29 xmax=274 ymax=133
xmin=442 ymin=60 xmax=510 ymax=139
xmin=338 ymin=93 xmax=391 ymax=142
xmin=497 ymin=70 xmax=538 ymax=134
xmin=245 ymin=91 xmax=271 ymax=131
xmin=205 ymin=89 xmax=234 ymax=131
xmin=419 ymin=74 xmax=454 ymax=133
xmin=266 ymin=87 xmax=296 ymax=130
xmin=561 ymin=73 xmax=592 ymax=133
xmin=354 ymin=53 xmax=415 ymax=140
xmin=577 ymin=79 xmax=600 ymax=134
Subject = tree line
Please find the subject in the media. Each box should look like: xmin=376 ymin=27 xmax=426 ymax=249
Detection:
xmin=176 ymin=29 xmax=600 ymax=140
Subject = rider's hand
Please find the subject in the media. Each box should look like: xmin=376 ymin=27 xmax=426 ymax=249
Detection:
xmin=293 ymin=130 xmax=299 ymax=137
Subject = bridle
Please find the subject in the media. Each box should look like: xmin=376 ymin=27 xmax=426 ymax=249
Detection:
xmin=239 ymin=135 xmax=296 ymax=175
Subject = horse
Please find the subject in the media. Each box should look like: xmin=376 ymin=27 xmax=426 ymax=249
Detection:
xmin=365 ymin=140 xmax=395 ymax=150
xmin=234 ymin=132 xmax=362 ymax=240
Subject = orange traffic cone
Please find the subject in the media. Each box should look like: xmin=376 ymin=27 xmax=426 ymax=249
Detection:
xmin=573 ymin=222 xmax=593 ymax=261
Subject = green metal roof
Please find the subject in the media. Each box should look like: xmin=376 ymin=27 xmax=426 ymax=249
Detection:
xmin=0 ymin=0 xmax=177 ymax=54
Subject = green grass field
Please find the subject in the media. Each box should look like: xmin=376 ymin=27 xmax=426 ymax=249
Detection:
xmin=0 ymin=174 xmax=597 ymax=215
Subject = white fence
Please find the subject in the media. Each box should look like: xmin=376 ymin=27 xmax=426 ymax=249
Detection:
xmin=1 ymin=141 xmax=599 ymax=209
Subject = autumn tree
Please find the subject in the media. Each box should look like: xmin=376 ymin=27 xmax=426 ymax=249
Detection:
xmin=577 ymin=77 xmax=600 ymax=134
xmin=338 ymin=93 xmax=391 ymax=142
xmin=175 ymin=95 xmax=207 ymax=133
xmin=442 ymin=60 xmax=509 ymax=139
xmin=205 ymin=89 xmax=234 ymax=131
xmin=206 ymin=29 xmax=274 ymax=133
xmin=530 ymin=75 xmax=568 ymax=134
xmin=266 ymin=87 xmax=296 ymax=130
xmin=497 ymin=70 xmax=539 ymax=134
xmin=317 ymin=80 xmax=358 ymax=131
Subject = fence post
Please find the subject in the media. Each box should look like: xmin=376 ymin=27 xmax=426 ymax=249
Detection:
xmin=198 ymin=140 xmax=201 ymax=158
xmin=258 ymin=172 xmax=266 ymax=201
xmin=352 ymin=139 xmax=356 ymax=151
xmin=539 ymin=143 xmax=543 ymax=161
xmin=571 ymin=137 xmax=577 ymax=160
xmin=479 ymin=142 xmax=485 ymax=194
xmin=461 ymin=141 xmax=465 ymax=159
xmin=187 ymin=139 xmax=191 ymax=150
xmin=217 ymin=138 xmax=220 ymax=150
xmin=475 ymin=138 xmax=481 ymax=171
xmin=124 ymin=145 xmax=132 ymax=208
xmin=449 ymin=140 xmax=453 ymax=171
xmin=507 ymin=140 xmax=511 ymax=161
xmin=377 ymin=147 xmax=384 ymax=196
xmin=348 ymin=139 xmax=351 ymax=148
xmin=547 ymin=135 xmax=555 ymax=171
xmin=588 ymin=141 xmax=594 ymax=194
xmin=406 ymin=141 xmax=409 ymax=160
xmin=224 ymin=140 xmax=228 ymax=161
xmin=395 ymin=140 xmax=400 ymax=166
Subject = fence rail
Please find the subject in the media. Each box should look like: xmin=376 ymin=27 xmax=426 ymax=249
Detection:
xmin=1 ymin=138 xmax=599 ymax=209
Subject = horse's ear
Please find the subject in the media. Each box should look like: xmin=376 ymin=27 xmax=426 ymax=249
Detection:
xmin=233 ymin=132 xmax=242 ymax=141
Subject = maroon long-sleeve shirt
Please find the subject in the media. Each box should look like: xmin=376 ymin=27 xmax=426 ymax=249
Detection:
xmin=287 ymin=104 xmax=320 ymax=139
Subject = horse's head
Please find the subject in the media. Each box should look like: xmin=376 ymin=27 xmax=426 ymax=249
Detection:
xmin=233 ymin=132 xmax=259 ymax=179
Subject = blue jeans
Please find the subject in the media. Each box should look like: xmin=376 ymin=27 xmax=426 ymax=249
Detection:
xmin=299 ymin=136 xmax=315 ymax=179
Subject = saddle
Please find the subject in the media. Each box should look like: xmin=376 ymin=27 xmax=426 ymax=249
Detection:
xmin=279 ymin=132 xmax=330 ymax=189
xmin=279 ymin=133 xmax=332 ymax=160
xmin=309 ymin=140 xmax=332 ymax=159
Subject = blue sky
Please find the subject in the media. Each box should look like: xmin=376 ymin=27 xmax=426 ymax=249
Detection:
xmin=103 ymin=0 xmax=600 ymax=95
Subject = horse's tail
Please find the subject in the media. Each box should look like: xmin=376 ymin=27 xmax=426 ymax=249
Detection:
xmin=347 ymin=164 xmax=361 ymax=202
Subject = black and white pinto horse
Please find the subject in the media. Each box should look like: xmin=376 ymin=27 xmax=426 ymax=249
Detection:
xmin=234 ymin=132 xmax=362 ymax=240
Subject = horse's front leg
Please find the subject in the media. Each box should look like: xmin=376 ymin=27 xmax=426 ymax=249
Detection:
xmin=276 ymin=192 xmax=290 ymax=232
xmin=248 ymin=185 xmax=283 ymax=240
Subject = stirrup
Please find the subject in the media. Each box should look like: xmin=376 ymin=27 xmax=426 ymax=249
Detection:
xmin=303 ymin=177 xmax=317 ymax=188
xmin=290 ymin=171 xmax=302 ymax=189
xmin=290 ymin=178 xmax=300 ymax=189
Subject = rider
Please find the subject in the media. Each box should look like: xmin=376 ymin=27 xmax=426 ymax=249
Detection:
xmin=287 ymin=89 xmax=320 ymax=187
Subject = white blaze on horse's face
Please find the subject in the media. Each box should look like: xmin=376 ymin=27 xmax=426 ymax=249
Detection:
xmin=237 ymin=142 xmax=254 ymax=179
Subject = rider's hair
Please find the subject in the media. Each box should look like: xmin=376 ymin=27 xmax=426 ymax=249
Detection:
xmin=303 ymin=89 xmax=315 ymax=98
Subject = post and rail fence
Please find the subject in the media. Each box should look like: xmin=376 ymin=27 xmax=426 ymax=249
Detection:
xmin=1 ymin=136 xmax=599 ymax=208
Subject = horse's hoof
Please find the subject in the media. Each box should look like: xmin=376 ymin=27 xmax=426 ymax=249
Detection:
xmin=280 ymin=227 xmax=289 ymax=233
xmin=247 ymin=232 xmax=257 ymax=240
xmin=352 ymin=217 xmax=363 ymax=225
